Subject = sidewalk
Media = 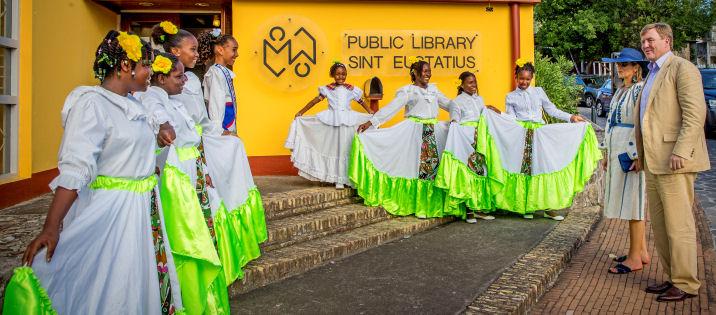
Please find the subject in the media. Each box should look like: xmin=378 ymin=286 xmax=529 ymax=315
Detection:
xmin=532 ymin=203 xmax=716 ymax=314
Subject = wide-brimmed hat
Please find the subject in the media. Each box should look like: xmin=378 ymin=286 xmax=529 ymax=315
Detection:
xmin=601 ymin=48 xmax=646 ymax=63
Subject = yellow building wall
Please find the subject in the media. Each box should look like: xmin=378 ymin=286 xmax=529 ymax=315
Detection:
xmin=30 ymin=0 xmax=117 ymax=173
xmin=233 ymin=1 xmax=536 ymax=157
xmin=15 ymin=0 xmax=32 ymax=181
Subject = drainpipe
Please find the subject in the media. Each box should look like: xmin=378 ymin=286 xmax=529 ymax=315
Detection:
xmin=510 ymin=2 xmax=520 ymax=88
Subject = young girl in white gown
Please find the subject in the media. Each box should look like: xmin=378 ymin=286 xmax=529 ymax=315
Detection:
xmin=286 ymin=62 xmax=373 ymax=188
xmin=2 ymin=31 xmax=180 ymax=315
xmin=153 ymin=24 xmax=268 ymax=291
xmin=352 ymin=60 xmax=454 ymax=219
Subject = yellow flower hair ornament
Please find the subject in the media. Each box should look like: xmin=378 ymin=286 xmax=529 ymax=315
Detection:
xmin=117 ymin=31 xmax=143 ymax=62
xmin=160 ymin=21 xmax=178 ymax=35
xmin=515 ymin=58 xmax=529 ymax=68
xmin=152 ymin=55 xmax=173 ymax=74
xmin=407 ymin=56 xmax=424 ymax=67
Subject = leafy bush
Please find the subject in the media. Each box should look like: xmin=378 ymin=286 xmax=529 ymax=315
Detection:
xmin=534 ymin=52 xmax=583 ymax=124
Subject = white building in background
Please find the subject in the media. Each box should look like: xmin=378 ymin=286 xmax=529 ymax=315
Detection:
xmin=689 ymin=25 xmax=716 ymax=68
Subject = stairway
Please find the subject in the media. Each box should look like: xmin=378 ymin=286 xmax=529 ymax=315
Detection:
xmin=229 ymin=186 xmax=454 ymax=296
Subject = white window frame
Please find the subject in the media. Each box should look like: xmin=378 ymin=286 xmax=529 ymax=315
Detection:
xmin=0 ymin=0 xmax=19 ymax=178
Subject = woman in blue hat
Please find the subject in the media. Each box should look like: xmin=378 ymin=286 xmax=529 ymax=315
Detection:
xmin=600 ymin=48 xmax=650 ymax=274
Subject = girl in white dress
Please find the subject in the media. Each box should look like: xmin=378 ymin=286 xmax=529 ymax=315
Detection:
xmin=353 ymin=60 xmax=453 ymax=219
xmin=154 ymin=24 xmax=267 ymax=285
xmin=151 ymin=22 xmax=219 ymax=136
xmin=504 ymin=61 xmax=587 ymax=220
xmin=599 ymin=48 xmax=649 ymax=274
xmin=3 ymin=31 xmax=179 ymax=314
xmin=436 ymin=71 xmax=500 ymax=223
xmin=198 ymin=29 xmax=239 ymax=135
xmin=140 ymin=52 xmax=230 ymax=314
xmin=286 ymin=62 xmax=373 ymax=188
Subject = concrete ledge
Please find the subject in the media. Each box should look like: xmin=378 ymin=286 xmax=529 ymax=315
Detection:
xmin=465 ymin=168 xmax=605 ymax=314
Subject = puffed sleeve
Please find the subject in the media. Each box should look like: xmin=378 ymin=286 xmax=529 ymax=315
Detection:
xmin=537 ymin=87 xmax=572 ymax=122
xmin=505 ymin=94 xmax=517 ymax=119
xmin=318 ymin=86 xmax=329 ymax=98
xmin=369 ymin=88 xmax=409 ymax=127
xmin=449 ymin=97 xmax=462 ymax=121
xmin=203 ymin=68 xmax=228 ymax=131
xmin=138 ymin=93 xmax=173 ymax=134
xmin=352 ymin=86 xmax=364 ymax=102
xmin=436 ymin=89 xmax=452 ymax=112
xmin=49 ymin=98 xmax=107 ymax=192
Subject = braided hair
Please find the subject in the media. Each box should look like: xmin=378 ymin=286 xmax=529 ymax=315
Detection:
xmin=514 ymin=62 xmax=536 ymax=77
xmin=409 ymin=60 xmax=429 ymax=82
xmin=151 ymin=24 xmax=195 ymax=53
xmin=197 ymin=29 xmax=235 ymax=65
xmin=329 ymin=62 xmax=347 ymax=77
xmin=457 ymin=71 xmax=477 ymax=96
xmin=93 ymin=30 xmax=151 ymax=82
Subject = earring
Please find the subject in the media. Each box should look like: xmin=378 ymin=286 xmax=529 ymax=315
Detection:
xmin=632 ymin=75 xmax=637 ymax=84
xmin=131 ymin=70 xmax=136 ymax=78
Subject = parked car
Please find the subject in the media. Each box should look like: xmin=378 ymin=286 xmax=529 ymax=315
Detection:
xmin=700 ymin=68 xmax=716 ymax=137
xmin=595 ymin=79 xmax=613 ymax=117
xmin=575 ymin=75 xmax=606 ymax=108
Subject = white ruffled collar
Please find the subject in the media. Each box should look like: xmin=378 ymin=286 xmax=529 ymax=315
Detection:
xmin=61 ymin=86 xmax=147 ymax=127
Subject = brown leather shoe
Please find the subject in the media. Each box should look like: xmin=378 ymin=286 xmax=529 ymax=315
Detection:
xmin=656 ymin=286 xmax=696 ymax=302
xmin=645 ymin=281 xmax=672 ymax=294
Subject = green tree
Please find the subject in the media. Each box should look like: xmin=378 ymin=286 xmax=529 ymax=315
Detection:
xmin=535 ymin=0 xmax=716 ymax=61
xmin=534 ymin=52 xmax=583 ymax=124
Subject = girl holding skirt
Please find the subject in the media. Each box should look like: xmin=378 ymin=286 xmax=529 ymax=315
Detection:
xmin=435 ymin=71 xmax=500 ymax=223
xmin=499 ymin=60 xmax=599 ymax=220
xmin=286 ymin=62 xmax=373 ymax=188
xmin=3 ymin=31 xmax=179 ymax=314
xmin=352 ymin=60 xmax=453 ymax=219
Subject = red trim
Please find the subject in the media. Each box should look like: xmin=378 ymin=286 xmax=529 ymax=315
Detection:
xmin=0 ymin=169 xmax=58 ymax=209
xmin=247 ymin=155 xmax=298 ymax=176
xmin=326 ymin=83 xmax=354 ymax=90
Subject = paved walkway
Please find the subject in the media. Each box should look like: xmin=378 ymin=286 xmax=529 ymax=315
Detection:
xmin=533 ymin=215 xmax=714 ymax=314
xmin=695 ymin=139 xmax=716 ymax=248
xmin=534 ymin=162 xmax=716 ymax=315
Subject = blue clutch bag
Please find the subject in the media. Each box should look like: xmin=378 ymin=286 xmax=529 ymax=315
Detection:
xmin=617 ymin=152 xmax=634 ymax=172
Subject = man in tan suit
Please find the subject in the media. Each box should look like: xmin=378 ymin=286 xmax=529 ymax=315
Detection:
xmin=635 ymin=22 xmax=711 ymax=302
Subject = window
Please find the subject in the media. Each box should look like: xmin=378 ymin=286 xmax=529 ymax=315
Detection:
xmin=0 ymin=0 xmax=18 ymax=176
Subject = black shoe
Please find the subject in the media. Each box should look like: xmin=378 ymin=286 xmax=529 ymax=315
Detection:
xmin=656 ymin=286 xmax=696 ymax=302
xmin=645 ymin=281 xmax=673 ymax=294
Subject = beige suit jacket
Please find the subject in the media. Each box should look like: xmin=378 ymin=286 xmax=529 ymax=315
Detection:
xmin=635 ymin=54 xmax=710 ymax=174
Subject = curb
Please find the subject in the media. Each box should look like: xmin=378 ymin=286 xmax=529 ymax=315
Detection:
xmin=465 ymin=169 xmax=605 ymax=314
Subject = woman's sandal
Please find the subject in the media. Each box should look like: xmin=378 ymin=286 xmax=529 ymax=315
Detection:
xmin=613 ymin=255 xmax=649 ymax=264
xmin=608 ymin=263 xmax=635 ymax=274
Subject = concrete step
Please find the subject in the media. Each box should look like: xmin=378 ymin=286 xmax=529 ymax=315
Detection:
xmin=230 ymin=215 xmax=455 ymax=296
xmin=262 ymin=204 xmax=389 ymax=252
xmin=261 ymin=187 xmax=360 ymax=221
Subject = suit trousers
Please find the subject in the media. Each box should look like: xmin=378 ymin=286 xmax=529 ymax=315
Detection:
xmin=645 ymin=161 xmax=699 ymax=294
